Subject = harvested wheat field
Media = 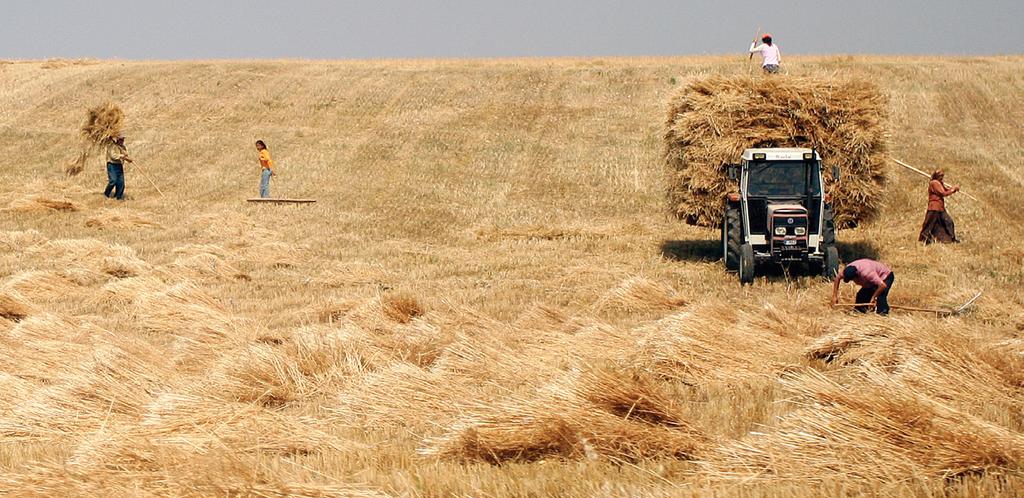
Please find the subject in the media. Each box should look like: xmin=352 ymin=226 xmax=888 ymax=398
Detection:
xmin=0 ymin=57 xmax=1022 ymax=497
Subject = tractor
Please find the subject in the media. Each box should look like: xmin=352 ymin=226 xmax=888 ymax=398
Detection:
xmin=722 ymin=148 xmax=839 ymax=284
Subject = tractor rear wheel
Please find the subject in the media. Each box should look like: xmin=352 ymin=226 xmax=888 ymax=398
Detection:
xmin=739 ymin=243 xmax=755 ymax=285
xmin=824 ymin=245 xmax=839 ymax=279
xmin=723 ymin=208 xmax=741 ymax=271
xmin=822 ymin=204 xmax=836 ymax=246
xmin=820 ymin=204 xmax=839 ymax=279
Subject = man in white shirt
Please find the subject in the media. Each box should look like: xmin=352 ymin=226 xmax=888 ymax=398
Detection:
xmin=749 ymin=33 xmax=782 ymax=74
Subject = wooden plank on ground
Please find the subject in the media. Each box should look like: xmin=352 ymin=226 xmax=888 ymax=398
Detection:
xmin=246 ymin=198 xmax=317 ymax=204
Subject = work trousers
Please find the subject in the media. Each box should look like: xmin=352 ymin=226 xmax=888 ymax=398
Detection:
xmin=919 ymin=210 xmax=957 ymax=243
xmin=855 ymin=272 xmax=895 ymax=316
xmin=259 ymin=169 xmax=272 ymax=198
xmin=104 ymin=162 xmax=125 ymax=200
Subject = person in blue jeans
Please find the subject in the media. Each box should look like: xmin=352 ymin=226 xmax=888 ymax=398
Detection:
xmin=256 ymin=140 xmax=274 ymax=198
xmin=103 ymin=134 xmax=132 ymax=200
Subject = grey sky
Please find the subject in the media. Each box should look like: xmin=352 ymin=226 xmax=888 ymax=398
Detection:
xmin=3 ymin=1 xmax=1021 ymax=59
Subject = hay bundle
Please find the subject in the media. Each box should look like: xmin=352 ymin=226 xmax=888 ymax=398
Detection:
xmin=84 ymin=209 xmax=160 ymax=230
xmin=803 ymin=318 xmax=900 ymax=363
xmin=0 ymin=229 xmax=47 ymax=250
xmin=806 ymin=319 xmax=1024 ymax=417
xmin=595 ymin=276 xmax=687 ymax=312
xmin=337 ymin=293 xmax=429 ymax=326
xmin=1 ymin=271 xmax=79 ymax=303
xmin=29 ymin=238 xmax=145 ymax=274
xmin=0 ymin=340 xmax=168 ymax=443
xmin=984 ymin=339 xmax=1024 ymax=389
xmin=139 ymin=393 xmax=344 ymax=456
xmin=630 ymin=305 xmax=801 ymax=385
xmin=512 ymin=304 xmax=583 ymax=335
xmin=334 ymin=363 xmax=468 ymax=429
xmin=381 ymin=293 xmax=426 ymax=324
xmin=66 ymin=103 xmax=124 ymax=176
xmin=170 ymin=252 xmax=244 ymax=281
xmin=704 ymin=369 xmax=1024 ymax=482
xmin=200 ymin=338 xmax=346 ymax=407
xmin=89 ymin=275 xmax=167 ymax=308
xmin=55 ymin=341 xmax=169 ymax=418
xmin=421 ymin=366 xmax=705 ymax=463
xmin=313 ymin=296 xmax=452 ymax=368
xmin=664 ymin=75 xmax=888 ymax=227
xmin=130 ymin=283 xmax=256 ymax=368
xmin=8 ymin=439 xmax=383 ymax=498
xmin=0 ymin=292 xmax=31 ymax=322
xmin=4 ymin=196 xmax=78 ymax=213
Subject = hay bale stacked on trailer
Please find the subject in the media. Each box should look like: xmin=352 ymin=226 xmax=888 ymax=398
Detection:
xmin=664 ymin=76 xmax=888 ymax=228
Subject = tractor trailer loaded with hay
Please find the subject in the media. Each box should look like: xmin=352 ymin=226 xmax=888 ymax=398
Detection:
xmin=663 ymin=75 xmax=888 ymax=283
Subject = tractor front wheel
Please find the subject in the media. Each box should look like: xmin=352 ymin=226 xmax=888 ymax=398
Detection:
xmin=739 ymin=243 xmax=755 ymax=285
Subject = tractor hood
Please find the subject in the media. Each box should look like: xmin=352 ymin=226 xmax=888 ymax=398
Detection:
xmin=767 ymin=204 xmax=807 ymax=215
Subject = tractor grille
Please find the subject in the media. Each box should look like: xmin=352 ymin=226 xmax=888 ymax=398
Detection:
xmin=770 ymin=210 xmax=809 ymax=260
xmin=772 ymin=212 xmax=808 ymax=236
xmin=749 ymin=198 xmax=820 ymax=235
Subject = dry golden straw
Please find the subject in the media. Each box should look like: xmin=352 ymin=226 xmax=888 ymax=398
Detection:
xmin=664 ymin=75 xmax=889 ymax=228
xmin=66 ymin=103 xmax=125 ymax=176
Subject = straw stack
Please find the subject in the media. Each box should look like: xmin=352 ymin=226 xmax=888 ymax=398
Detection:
xmin=66 ymin=103 xmax=125 ymax=176
xmin=664 ymin=75 xmax=888 ymax=228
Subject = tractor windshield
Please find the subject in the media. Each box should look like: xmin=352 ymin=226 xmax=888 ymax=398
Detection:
xmin=747 ymin=161 xmax=821 ymax=197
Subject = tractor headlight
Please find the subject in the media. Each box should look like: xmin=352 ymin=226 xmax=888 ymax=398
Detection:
xmin=795 ymin=227 xmax=806 ymax=235
xmin=774 ymin=226 xmax=786 ymax=236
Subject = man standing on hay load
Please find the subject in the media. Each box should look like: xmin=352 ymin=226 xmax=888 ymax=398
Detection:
xmin=918 ymin=169 xmax=960 ymax=243
xmin=831 ymin=259 xmax=894 ymax=315
xmin=104 ymin=134 xmax=132 ymax=201
xmin=749 ymin=33 xmax=782 ymax=73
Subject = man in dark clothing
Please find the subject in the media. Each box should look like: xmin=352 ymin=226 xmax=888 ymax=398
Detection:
xmin=919 ymin=169 xmax=960 ymax=243
xmin=831 ymin=259 xmax=895 ymax=315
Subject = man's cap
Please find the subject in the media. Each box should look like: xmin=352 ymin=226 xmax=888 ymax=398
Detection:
xmin=762 ymin=33 xmax=773 ymax=40
xmin=842 ymin=265 xmax=858 ymax=282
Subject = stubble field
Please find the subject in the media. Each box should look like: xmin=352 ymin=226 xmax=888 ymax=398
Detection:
xmin=0 ymin=56 xmax=1022 ymax=496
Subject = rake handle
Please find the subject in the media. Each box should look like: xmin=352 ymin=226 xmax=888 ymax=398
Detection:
xmin=833 ymin=303 xmax=951 ymax=314
xmin=892 ymin=158 xmax=979 ymax=202
xmin=748 ymin=27 xmax=761 ymax=61
xmin=129 ymin=162 xmax=165 ymax=197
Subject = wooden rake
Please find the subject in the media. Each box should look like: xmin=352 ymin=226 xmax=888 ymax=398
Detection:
xmin=834 ymin=291 xmax=982 ymax=316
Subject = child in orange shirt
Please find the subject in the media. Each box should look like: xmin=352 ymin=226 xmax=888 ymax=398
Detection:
xmin=256 ymin=140 xmax=274 ymax=198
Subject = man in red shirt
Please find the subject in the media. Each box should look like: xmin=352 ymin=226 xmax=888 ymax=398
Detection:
xmin=918 ymin=169 xmax=960 ymax=243
xmin=830 ymin=259 xmax=894 ymax=315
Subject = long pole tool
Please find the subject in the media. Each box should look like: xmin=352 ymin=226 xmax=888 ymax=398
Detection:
xmin=834 ymin=291 xmax=982 ymax=316
xmin=891 ymin=158 xmax=979 ymax=202
xmin=748 ymin=27 xmax=761 ymax=61
xmin=127 ymin=160 xmax=165 ymax=197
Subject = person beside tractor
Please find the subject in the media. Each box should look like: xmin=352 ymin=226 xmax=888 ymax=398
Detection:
xmin=918 ymin=169 xmax=960 ymax=243
xmin=831 ymin=259 xmax=894 ymax=315
xmin=104 ymin=134 xmax=132 ymax=201
xmin=749 ymin=33 xmax=782 ymax=74
xmin=256 ymin=140 xmax=275 ymax=198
